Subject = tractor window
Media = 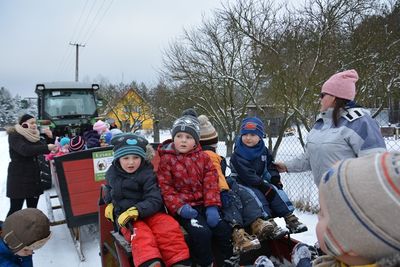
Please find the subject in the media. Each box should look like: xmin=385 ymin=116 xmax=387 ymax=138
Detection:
xmin=44 ymin=90 xmax=97 ymax=116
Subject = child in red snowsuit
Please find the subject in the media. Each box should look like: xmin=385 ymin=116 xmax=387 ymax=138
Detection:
xmin=104 ymin=133 xmax=191 ymax=267
xmin=157 ymin=109 xmax=233 ymax=267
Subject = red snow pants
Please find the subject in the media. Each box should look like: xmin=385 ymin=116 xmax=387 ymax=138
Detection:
xmin=121 ymin=212 xmax=190 ymax=267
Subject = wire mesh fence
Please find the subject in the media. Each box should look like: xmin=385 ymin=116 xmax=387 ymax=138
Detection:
xmin=216 ymin=113 xmax=400 ymax=214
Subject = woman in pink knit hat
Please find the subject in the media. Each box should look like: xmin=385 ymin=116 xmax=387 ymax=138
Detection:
xmin=275 ymin=69 xmax=386 ymax=186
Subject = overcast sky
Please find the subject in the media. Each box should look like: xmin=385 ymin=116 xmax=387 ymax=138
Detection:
xmin=0 ymin=1 xmax=231 ymax=97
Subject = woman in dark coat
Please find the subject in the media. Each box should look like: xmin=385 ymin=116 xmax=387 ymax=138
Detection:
xmin=6 ymin=114 xmax=56 ymax=217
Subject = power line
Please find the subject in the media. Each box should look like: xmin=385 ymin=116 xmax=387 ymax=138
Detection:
xmin=83 ymin=0 xmax=115 ymax=45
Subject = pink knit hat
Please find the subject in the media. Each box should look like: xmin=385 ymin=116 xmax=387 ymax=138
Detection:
xmin=93 ymin=120 xmax=108 ymax=134
xmin=321 ymin=69 xmax=358 ymax=100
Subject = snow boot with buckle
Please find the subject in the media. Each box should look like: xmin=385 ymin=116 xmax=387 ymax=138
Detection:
xmin=232 ymin=228 xmax=261 ymax=254
xmin=284 ymin=214 xmax=308 ymax=234
xmin=268 ymin=218 xmax=289 ymax=239
xmin=250 ymin=218 xmax=274 ymax=241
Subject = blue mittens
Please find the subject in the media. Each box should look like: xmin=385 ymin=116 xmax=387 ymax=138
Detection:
xmin=206 ymin=206 xmax=220 ymax=227
xmin=178 ymin=204 xmax=198 ymax=219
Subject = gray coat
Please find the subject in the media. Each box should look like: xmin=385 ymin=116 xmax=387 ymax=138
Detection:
xmin=285 ymin=107 xmax=386 ymax=186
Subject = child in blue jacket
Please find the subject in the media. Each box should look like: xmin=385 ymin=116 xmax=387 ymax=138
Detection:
xmin=198 ymin=114 xmax=288 ymax=255
xmin=0 ymin=208 xmax=51 ymax=267
xmin=230 ymin=117 xmax=307 ymax=234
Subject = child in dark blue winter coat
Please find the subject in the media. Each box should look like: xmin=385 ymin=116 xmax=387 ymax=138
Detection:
xmin=198 ymin=115 xmax=288 ymax=255
xmin=230 ymin=117 xmax=307 ymax=234
xmin=0 ymin=208 xmax=51 ymax=267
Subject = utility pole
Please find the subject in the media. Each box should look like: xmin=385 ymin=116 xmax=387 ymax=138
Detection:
xmin=69 ymin=43 xmax=85 ymax=82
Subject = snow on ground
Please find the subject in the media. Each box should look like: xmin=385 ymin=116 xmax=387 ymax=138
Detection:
xmin=0 ymin=130 xmax=317 ymax=266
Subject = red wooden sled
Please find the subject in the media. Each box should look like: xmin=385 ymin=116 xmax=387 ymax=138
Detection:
xmin=49 ymin=146 xmax=113 ymax=261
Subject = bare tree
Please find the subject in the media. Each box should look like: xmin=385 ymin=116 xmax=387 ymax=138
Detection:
xmin=222 ymin=0 xmax=379 ymax=155
xmin=162 ymin=11 xmax=266 ymax=155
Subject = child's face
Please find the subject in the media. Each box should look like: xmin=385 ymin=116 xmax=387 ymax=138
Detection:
xmin=16 ymin=247 xmax=34 ymax=257
xmin=241 ymin=133 xmax=260 ymax=147
xmin=119 ymin=155 xmax=142 ymax=173
xmin=173 ymin=132 xmax=196 ymax=154
xmin=22 ymin=118 xmax=37 ymax=130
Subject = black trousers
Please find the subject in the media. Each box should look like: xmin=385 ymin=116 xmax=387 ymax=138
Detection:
xmin=7 ymin=197 xmax=40 ymax=217
xmin=177 ymin=207 xmax=233 ymax=267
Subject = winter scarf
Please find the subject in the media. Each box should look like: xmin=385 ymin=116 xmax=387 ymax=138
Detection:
xmin=234 ymin=137 xmax=264 ymax=161
xmin=14 ymin=124 xmax=40 ymax=143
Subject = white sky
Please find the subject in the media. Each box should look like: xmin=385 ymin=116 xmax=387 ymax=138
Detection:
xmin=0 ymin=0 xmax=231 ymax=97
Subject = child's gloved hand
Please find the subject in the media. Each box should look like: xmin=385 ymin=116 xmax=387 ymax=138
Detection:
xmin=258 ymin=182 xmax=276 ymax=201
xmin=291 ymin=243 xmax=312 ymax=266
xmin=178 ymin=204 xmax=198 ymax=219
xmin=104 ymin=203 xmax=114 ymax=222
xmin=220 ymin=190 xmax=232 ymax=208
xmin=206 ymin=206 xmax=220 ymax=227
xmin=117 ymin=207 xmax=139 ymax=227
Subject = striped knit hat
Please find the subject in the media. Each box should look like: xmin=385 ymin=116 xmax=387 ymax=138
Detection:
xmin=319 ymin=151 xmax=400 ymax=261
xmin=198 ymin=115 xmax=218 ymax=146
xmin=69 ymin=136 xmax=85 ymax=152
xmin=111 ymin=133 xmax=148 ymax=161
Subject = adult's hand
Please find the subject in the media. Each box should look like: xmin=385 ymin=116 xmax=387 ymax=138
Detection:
xmin=47 ymin=144 xmax=57 ymax=152
xmin=274 ymin=162 xmax=288 ymax=173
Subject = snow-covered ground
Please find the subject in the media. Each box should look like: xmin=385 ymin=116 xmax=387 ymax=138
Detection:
xmin=0 ymin=130 xmax=317 ymax=266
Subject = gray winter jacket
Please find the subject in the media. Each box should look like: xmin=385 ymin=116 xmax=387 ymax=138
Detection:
xmin=285 ymin=107 xmax=386 ymax=186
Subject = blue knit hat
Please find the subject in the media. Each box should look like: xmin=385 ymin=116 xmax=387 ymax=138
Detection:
xmin=240 ymin=117 xmax=265 ymax=139
xmin=111 ymin=133 xmax=148 ymax=161
xmin=60 ymin=137 xmax=71 ymax=147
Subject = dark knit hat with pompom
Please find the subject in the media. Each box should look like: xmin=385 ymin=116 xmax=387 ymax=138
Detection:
xmin=171 ymin=108 xmax=201 ymax=143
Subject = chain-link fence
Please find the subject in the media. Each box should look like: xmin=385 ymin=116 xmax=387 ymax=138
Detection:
xmin=216 ymin=111 xmax=400 ymax=214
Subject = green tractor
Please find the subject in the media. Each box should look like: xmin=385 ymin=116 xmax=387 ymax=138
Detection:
xmin=35 ymin=81 xmax=103 ymax=137
xmin=34 ymin=81 xmax=103 ymax=189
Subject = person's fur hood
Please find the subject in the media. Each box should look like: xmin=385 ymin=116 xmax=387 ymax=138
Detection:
xmin=5 ymin=125 xmax=16 ymax=134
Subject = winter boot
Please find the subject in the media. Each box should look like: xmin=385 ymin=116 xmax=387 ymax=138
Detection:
xmin=224 ymin=254 xmax=240 ymax=267
xmin=250 ymin=218 xmax=274 ymax=241
xmin=232 ymin=228 xmax=261 ymax=254
xmin=284 ymin=214 xmax=308 ymax=234
xmin=268 ymin=219 xmax=289 ymax=239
